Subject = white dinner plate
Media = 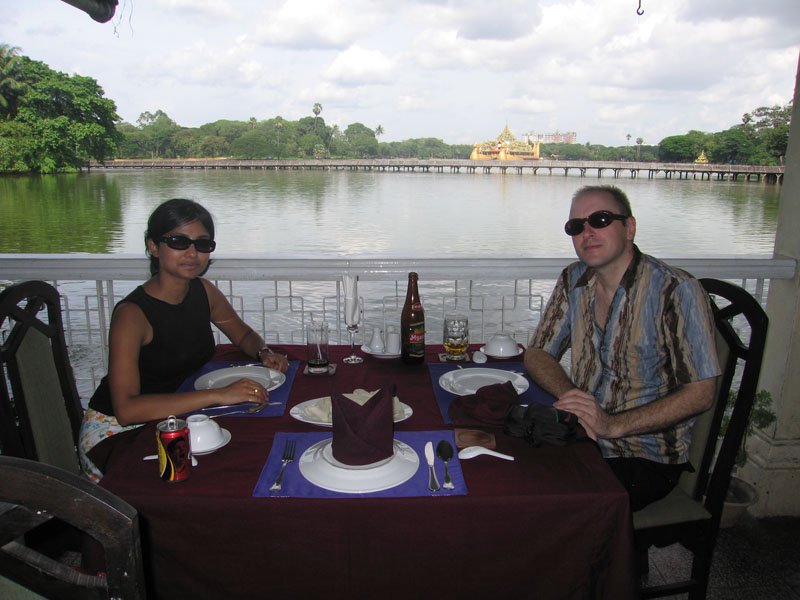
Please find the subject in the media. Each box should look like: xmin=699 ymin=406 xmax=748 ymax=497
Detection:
xmin=360 ymin=345 xmax=401 ymax=359
xmin=479 ymin=345 xmax=524 ymax=359
xmin=299 ymin=438 xmax=419 ymax=493
xmin=191 ymin=428 xmax=232 ymax=455
xmin=438 ymin=368 xmax=529 ymax=396
xmin=290 ymin=397 xmax=413 ymax=426
xmin=194 ymin=366 xmax=285 ymax=392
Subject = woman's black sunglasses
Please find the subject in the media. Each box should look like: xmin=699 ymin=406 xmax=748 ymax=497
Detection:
xmin=564 ymin=210 xmax=628 ymax=236
xmin=159 ymin=235 xmax=217 ymax=253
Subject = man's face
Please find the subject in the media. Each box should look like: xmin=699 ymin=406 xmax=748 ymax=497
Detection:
xmin=568 ymin=190 xmax=636 ymax=271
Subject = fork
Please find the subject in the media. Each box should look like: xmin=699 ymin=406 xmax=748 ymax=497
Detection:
xmin=269 ymin=440 xmax=296 ymax=492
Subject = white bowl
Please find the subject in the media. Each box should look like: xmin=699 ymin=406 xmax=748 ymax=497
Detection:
xmin=186 ymin=414 xmax=224 ymax=453
xmin=484 ymin=333 xmax=520 ymax=357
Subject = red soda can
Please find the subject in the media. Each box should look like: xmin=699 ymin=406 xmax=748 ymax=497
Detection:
xmin=156 ymin=415 xmax=191 ymax=482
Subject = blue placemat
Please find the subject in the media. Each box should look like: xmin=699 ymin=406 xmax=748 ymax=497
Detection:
xmin=254 ymin=430 xmax=467 ymax=498
xmin=179 ymin=360 xmax=300 ymax=417
xmin=428 ymin=362 xmax=556 ymax=424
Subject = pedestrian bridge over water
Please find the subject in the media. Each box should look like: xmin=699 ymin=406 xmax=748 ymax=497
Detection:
xmin=91 ymin=158 xmax=784 ymax=183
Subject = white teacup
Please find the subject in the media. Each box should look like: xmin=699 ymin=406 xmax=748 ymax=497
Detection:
xmin=485 ymin=333 xmax=520 ymax=357
xmin=186 ymin=414 xmax=223 ymax=453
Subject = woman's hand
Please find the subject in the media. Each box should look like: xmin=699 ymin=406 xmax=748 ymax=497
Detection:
xmin=261 ymin=351 xmax=289 ymax=373
xmin=217 ymin=377 xmax=269 ymax=407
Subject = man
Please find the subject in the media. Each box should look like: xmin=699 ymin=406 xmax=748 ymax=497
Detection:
xmin=525 ymin=185 xmax=721 ymax=511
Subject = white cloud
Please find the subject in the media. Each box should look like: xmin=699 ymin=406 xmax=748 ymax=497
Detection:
xmin=155 ymin=0 xmax=238 ymax=19
xmin=254 ymin=0 xmax=384 ymax=49
xmin=502 ymin=96 xmax=557 ymax=114
xmin=324 ymin=46 xmax=395 ymax=85
xmin=7 ymin=0 xmax=799 ymax=144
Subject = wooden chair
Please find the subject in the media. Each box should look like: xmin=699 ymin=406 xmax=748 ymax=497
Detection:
xmin=0 ymin=281 xmax=84 ymax=474
xmin=634 ymin=278 xmax=769 ymax=599
xmin=0 ymin=455 xmax=146 ymax=599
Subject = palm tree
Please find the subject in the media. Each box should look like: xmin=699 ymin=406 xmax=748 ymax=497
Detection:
xmin=0 ymin=43 xmax=25 ymax=119
xmin=635 ymin=137 xmax=644 ymax=160
xmin=375 ymin=124 xmax=384 ymax=138
xmin=312 ymin=103 xmax=322 ymax=135
xmin=626 ymin=133 xmax=631 ymax=145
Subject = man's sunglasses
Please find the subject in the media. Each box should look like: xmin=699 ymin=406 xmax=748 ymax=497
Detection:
xmin=564 ymin=211 xmax=628 ymax=236
xmin=159 ymin=235 xmax=217 ymax=253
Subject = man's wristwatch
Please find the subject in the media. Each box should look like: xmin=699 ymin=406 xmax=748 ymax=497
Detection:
xmin=256 ymin=346 xmax=273 ymax=362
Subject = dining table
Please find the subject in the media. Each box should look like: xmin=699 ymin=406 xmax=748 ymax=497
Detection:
xmin=99 ymin=343 xmax=636 ymax=599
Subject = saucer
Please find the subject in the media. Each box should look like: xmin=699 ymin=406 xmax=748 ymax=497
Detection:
xmin=191 ymin=428 xmax=231 ymax=455
xmin=361 ymin=345 xmax=401 ymax=360
xmin=479 ymin=345 xmax=523 ymax=359
xmin=298 ymin=438 xmax=419 ymax=493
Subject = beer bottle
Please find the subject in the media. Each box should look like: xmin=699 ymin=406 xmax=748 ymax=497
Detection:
xmin=401 ymin=272 xmax=425 ymax=364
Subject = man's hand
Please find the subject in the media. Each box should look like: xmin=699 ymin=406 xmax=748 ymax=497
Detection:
xmin=554 ymin=389 xmax=610 ymax=440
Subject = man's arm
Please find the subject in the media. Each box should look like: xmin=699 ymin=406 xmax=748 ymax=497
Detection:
xmin=554 ymin=377 xmax=717 ymax=440
xmin=524 ymin=347 xmax=576 ymax=398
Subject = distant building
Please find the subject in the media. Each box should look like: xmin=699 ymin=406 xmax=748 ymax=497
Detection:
xmin=471 ymin=124 xmax=540 ymax=161
xmin=523 ymin=130 xmax=577 ymax=145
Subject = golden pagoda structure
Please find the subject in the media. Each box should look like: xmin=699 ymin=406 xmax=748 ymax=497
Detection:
xmin=470 ymin=124 xmax=540 ymax=161
xmin=694 ymin=150 xmax=709 ymax=164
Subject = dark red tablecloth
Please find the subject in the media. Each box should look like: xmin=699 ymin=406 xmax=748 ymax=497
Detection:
xmin=100 ymin=345 xmax=636 ymax=599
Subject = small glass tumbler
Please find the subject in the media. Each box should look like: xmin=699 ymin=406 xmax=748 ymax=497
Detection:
xmin=306 ymin=321 xmax=330 ymax=374
xmin=443 ymin=314 xmax=469 ymax=361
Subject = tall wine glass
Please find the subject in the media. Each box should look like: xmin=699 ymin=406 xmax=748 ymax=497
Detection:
xmin=343 ymin=275 xmax=363 ymax=364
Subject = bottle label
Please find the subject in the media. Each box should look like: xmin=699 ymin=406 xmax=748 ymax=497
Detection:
xmin=408 ymin=321 xmax=425 ymax=356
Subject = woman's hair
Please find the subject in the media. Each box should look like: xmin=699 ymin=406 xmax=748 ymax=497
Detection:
xmin=145 ymin=199 xmax=216 ymax=276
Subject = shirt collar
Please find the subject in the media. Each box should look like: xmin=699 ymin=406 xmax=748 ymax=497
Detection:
xmin=574 ymin=244 xmax=642 ymax=291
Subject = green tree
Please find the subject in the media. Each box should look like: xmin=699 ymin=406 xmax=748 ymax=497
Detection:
xmin=343 ymin=122 xmax=378 ymax=158
xmin=136 ymin=110 xmax=180 ymax=158
xmin=0 ymin=55 xmax=119 ymax=172
xmin=312 ymin=102 xmax=322 ymax=135
xmin=709 ymin=127 xmax=759 ymax=164
xmin=740 ymin=103 xmax=792 ymax=164
xmin=0 ymin=43 xmax=25 ymax=119
xmin=658 ymin=133 xmax=705 ymax=162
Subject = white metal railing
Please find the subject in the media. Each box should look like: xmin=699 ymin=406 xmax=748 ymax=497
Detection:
xmin=1 ymin=254 xmax=796 ymax=401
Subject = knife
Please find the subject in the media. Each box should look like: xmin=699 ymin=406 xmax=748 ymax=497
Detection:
xmin=425 ymin=441 xmax=441 ymax=492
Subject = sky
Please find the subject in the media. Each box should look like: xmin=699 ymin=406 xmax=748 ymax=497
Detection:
xmin=4 ymin=0 xmax=799 ymax=147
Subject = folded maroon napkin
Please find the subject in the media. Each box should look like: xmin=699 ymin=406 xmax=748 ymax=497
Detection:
xmin=331 ymin=387 xmax=394 ymax=466
xmin=448 ymin=381 xmax=517 ymax=428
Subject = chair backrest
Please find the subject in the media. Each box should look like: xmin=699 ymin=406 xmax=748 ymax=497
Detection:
xmin=678 ymin=279 xmax=768 ymax=513
xmin=0 ymin=455 xmax=146 ymax=599
xmin=0 ymin=281 xmax=84 ymax=474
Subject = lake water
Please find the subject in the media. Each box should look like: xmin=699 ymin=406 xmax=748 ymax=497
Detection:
xmin=0 ymin=169 xmax=781 ymax=397
xmin=0 ymin=169 xmax=781 ymax=258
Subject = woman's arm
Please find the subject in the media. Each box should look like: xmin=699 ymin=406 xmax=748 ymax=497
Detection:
xmin=202 ymin=280 xmax=289 ymax=372
xmin=108 ymin=302 xmax=266 ymax=425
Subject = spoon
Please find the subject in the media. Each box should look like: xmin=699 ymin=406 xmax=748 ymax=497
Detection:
xmin=436 ymin=440 xmax=455 ymax=489
xmin=457 ymin=446 xmax=515 ymax=461
xmin=472 ymin=350 xmax=488 ymax=364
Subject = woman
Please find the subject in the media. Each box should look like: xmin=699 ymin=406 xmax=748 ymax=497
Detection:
xmin=79 ymin=198 xmax=288 ymax=481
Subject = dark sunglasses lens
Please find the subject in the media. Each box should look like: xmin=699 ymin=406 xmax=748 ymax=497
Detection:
xmin=164 ymin=236 xmax=191 ymax=250
xmin=564 ymin=211 xmax=621 ymax=236
xmin=564 ymin=219 xmax=585 ymax=236
xmin=161 ymin=237 xmax=215 ymax=252
xmin=194 ymin=239 xmax=216 ymax=253
xmin=588 ymin=212 xmax=613 ymax=229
